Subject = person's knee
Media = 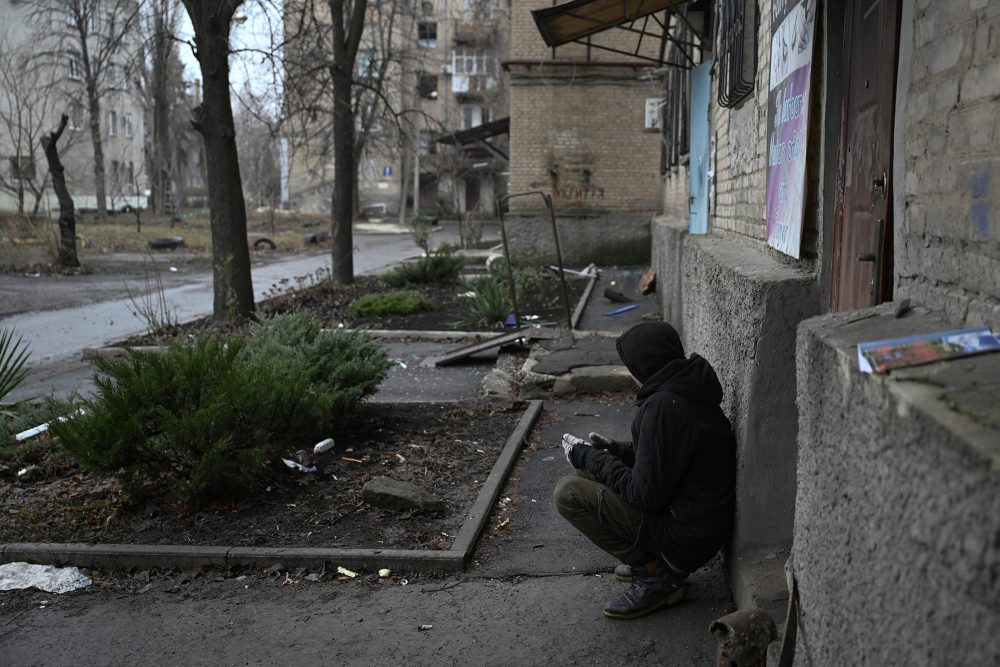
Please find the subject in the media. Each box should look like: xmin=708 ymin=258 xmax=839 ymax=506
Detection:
xmin=553 ymin=475 xmax=589 ymax=517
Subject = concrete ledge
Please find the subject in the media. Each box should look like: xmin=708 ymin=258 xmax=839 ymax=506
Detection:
xmin=679 ymin=234 xmax=819 ymax=611
xmin=0 ymin=401 xmax=544 ymax=574
xmin=650 ymin=214 xmax=688 ymax=333
xmin=793 ymin=305 xmax=1000 ymax=664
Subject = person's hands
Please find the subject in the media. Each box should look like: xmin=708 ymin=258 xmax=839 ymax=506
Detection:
xmin=561 ymin=433 xmax=588 ymax=468
xmin=588 ymin=432 xmax=621 ymax=457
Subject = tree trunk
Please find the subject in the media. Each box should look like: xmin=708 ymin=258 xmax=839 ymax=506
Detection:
xmin=42 ymin=115 xmax=79 ymax=268
xmin=83 ymin=65 xmax=107 ymax=223
xmin=151 ymin=10 xmax=172 ymax=217
xmin=326 ymin=0 xmax=367 ymax=285
xmin=183 ymin=0 xmax=254 ymax=323
xmin=330 ymin=65 xmax=355 ymax=284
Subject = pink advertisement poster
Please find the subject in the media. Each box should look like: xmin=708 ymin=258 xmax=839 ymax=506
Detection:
xmin=765 ymin=0 xmax=817 ymax=258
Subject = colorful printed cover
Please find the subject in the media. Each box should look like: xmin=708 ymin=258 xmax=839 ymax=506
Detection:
xmin=858 ymin=327 xmax=1000 ymax=374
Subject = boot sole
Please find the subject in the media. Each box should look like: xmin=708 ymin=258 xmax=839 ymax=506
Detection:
xmin=615 ymin=573 xmax=634 ymax=582
xmin=602 ymin=586 xmax=687 ymax=620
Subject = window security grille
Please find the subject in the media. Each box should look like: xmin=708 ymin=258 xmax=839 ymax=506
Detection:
xmin=716 ymin=0 xmax=757 ymax=108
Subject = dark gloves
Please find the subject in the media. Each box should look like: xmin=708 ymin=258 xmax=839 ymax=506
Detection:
xmin=588 ymin=431 xmax=622 ymax=458
xmin=561 ymin=433 xmax=591 ymax=469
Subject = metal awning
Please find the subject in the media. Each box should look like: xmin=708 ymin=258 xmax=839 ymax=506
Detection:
xmin=530 ymin=0 xmax=702 ymax=67
xmin=436 ymin=117 xmax=509 ymax=161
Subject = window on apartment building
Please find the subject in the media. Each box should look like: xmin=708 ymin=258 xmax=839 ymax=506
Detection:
xmin=107 ymin=110 xmax=117 ymax=137
xmin=127 ymin=161 xmax=134 ymax=184
xmin=123 ymin=112 xmax=133 ymax=138
xmin=421 ymin=1 xmax=434 ymax=16
xmin=357 ymin=50 xmax=379 ymax=78
xmin=418 ymin=130 xmax=436 ymax=156
xmin=70 ymin=102 xmax=84 ymax=130
xmin=110 ymin=160 xmax=120 ymax=184
xmin=451 ymin=48 xmax=495 ymax=76
xmin=418 ymin=22 xmax=437 ymax=48
xmin=9 ymin=156 xmax=35 ymax=181
xmin=463 ymin=0 xmax=491 ymax=21
xmin=460 ymin=104 xmax=483 ymax=130
xmin=418 ymin=73 xmax=438 ymax=99
xmin=68 ymin=52 xmax=81 ymax=80
xmin=716 ymin=0 xmax=757 ymax=108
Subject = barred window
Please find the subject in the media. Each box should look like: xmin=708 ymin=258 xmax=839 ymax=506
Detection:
xmin=716 ymin=0 xmax=757 ymax=108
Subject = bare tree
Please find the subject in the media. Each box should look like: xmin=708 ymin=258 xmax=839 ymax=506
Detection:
xmin=41 ymin=114 xmax=79 ymax=267
xmin=180 ymin=0 xmax=255 ymax=323
xmin=51 ymin=0 xmax=142 ymax=223
xmin=0 ymin=31 xmax=64 ymax=215
xmin=138 ymin=0 xmax=183 ymax=215
xmin=286 ymin=0 xmax=435 ymax=283
xmin=235 ymin=87 xmax=281 ymax=212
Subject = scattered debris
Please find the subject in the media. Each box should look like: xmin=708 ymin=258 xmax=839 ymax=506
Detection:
xmin=639 ymin=267 xmax=656 ymax=295
xmin=603 ymin=304 xmax=639 ymax=317
xmin=314 ymin=438 xmax=336 ymax=455
xmin=497 ymin=497 xmax=512 ymax=509
xmin=281 ymin=458 xmax=317 ymax=474
xmin=305 ymin=573 xmax=323 ymax=582
xmin=15 ymin=408 xmax=86 ymax=442
xmin=0 ymin=562 xmax=91 ymax=593
xmin=395 ymin=453 xmax=407 ymax=463
xmin=342 ymin=456 xmax=364 ymax=464
xmin=497 ymin=518 xmax=510 ymax=529
xmin=603 ymin=287 xmax=633 ymax=303
xmin=418 ymin=624 xmax=434 ymax=631
xmin=378 ymin=569 xmax=391 ymax=578
xmin=390 ymin=358 xmax=408 ymax=369
xmin=337 ymin=566 xmax=358 ymax=579
xmin=169 ymin=266 xmax=178 ymax=273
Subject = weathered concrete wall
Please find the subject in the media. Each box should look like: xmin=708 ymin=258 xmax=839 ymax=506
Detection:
xmin=681 ymin=234 xmax=819 ymax=560
xmin=794 ymin=306 xmax=1000 ymax=665
xmin=650 ymin=214 xmax=687 ymax=333
xmin=895 ymin=0 xmax=1000 ymax=327
xmin=503 ymin=213 xmax=650 ymax=266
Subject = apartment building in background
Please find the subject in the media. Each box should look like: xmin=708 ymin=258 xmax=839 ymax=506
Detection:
xmin=0 ymin=0 xmax=147 ymax=215
xmin=284 ymin=0 xmax=509 ymax=219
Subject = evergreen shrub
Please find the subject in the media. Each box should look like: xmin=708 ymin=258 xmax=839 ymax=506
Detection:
xmin=350 ymin=291 xmax=435 ymax=317
xmin=382 ymin=253 xmax=465 ymax=287
xmin=52 ymin=313 xmax=390 ymax=504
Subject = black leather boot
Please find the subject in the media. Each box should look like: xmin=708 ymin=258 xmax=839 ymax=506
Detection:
xmin=603 ymin=562 xmax=687 ymax=619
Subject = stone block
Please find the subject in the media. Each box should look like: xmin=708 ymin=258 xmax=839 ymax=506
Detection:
xmin=362 ymin=477 xmax=445 ymax=513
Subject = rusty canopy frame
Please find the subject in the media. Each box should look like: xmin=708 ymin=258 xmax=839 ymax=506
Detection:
xmin=531 ymin=0 xmax=699 ymax=67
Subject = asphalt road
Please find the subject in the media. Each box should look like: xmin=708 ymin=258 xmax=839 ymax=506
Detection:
xmin=0 ymin=226 xmax=465 ymax=403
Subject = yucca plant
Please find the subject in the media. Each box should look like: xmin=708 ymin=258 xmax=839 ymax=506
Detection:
xmin=456 ymin=274 xmax=512 ymax=329
xmin=0 ymin=327 xmax=30 ymax=407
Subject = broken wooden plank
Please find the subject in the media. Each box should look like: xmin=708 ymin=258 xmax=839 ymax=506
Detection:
xmin=421 ymin=328 xmax=560 ymax=367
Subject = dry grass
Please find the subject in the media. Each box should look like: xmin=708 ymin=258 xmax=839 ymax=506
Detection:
xmin=0 ymin=209 xmax=333 ymax=267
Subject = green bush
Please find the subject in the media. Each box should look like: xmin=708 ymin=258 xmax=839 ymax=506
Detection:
xmin=350 ymin=291 xmax=435 ymax=317
xmin=382 ymin=253 xmax=465 ymax=287
xmin=456 ymin=273 xmax=511 ymax=329
xmin=52 ymin=313 xmax=390 ymax=505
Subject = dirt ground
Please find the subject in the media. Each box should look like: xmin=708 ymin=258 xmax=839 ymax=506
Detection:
xmin=1 ymin=402 xmax=522 ymax=551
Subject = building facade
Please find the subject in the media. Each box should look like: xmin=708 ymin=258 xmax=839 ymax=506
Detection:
xmin=522 ymin=0 xmax=999 ymax=662
xmin=0 ymin=0 xmax=147 ymax=215
xmin=283 ymin=0 xmax=509 ymax=220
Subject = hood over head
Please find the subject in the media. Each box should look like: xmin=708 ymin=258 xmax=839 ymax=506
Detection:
xmin=615 ymin=322 xmax=685 ymax=383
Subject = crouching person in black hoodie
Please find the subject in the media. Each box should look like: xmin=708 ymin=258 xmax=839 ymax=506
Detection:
xmin=553 ymin=321 xmax=736 ymax=620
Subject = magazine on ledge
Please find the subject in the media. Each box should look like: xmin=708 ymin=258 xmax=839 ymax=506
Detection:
xmin=858 ymin=326 xmax=1000 ymax=374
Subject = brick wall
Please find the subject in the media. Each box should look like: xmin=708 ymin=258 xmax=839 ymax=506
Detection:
xmin=897 ymin=0 xmax=1000 ymax=327
xmin=508 ymin=74 xmax=663 ymax=212
xmin=508 ymin=0 xmax=665 ymax=214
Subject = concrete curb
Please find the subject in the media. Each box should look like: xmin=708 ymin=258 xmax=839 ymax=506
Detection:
xmin=0 ymin=401 xmax=543 ymax=573
xmin=570 ymin=264 xmax=599 ymax=330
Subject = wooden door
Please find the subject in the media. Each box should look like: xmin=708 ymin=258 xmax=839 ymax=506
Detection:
xmin=830 ymin=0 xmax=901 ymax=311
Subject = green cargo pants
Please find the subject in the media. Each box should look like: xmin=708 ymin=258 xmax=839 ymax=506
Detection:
xmin=553 ymin=472 xmax=659 ymax=567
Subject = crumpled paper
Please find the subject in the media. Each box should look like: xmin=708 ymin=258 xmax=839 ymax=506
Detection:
xmin=0 ymin=562 xmax=92 ymax=594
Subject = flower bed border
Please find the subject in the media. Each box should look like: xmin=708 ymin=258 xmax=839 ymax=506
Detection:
xmin=0 ymin=401 xmax=543 ymax=574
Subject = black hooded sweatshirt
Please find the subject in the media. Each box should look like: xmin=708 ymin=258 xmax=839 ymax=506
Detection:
xmin=578 ymin=322 xmax=736 ymax=573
